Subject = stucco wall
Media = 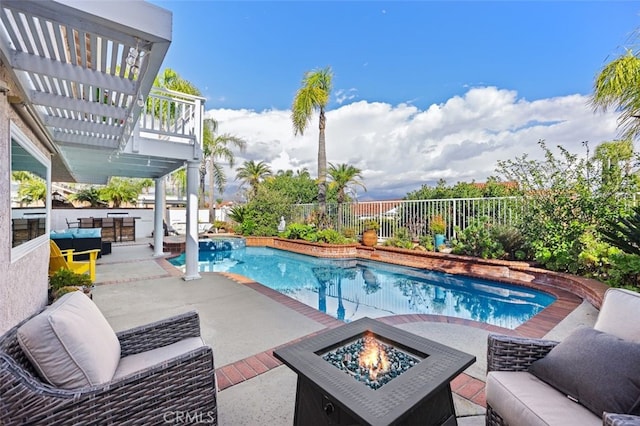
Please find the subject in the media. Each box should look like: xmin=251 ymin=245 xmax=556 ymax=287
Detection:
xmin=0 ymin=62 xmax=52 ymax=334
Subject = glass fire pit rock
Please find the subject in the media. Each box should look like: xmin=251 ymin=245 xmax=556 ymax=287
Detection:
xmin=322 ymin=334 xmax=421 ymax=390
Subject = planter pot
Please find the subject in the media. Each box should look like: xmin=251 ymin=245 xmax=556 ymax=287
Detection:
xmin=362 ymin=230 xmax=378 ymax=247
xmin=434 ymin=234 xmax=446 ymax=251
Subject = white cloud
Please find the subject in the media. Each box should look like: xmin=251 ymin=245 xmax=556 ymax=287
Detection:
xmin=207 ymin=86 xmax=619 ymax=201
xmin=335 ymin=88 xmax=358 ymax=105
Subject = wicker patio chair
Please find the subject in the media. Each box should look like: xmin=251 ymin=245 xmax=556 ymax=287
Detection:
xmin=0 ymin=305 xmax=217 ymax=425
xmin=486 ymin=288 xmax=640 ymax=426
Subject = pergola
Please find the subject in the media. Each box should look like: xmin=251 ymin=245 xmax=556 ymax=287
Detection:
xmin=1 ymin=0 xmax=202 ymax=279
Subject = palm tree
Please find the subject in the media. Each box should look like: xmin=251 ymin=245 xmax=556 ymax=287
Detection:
xmin=291 ymin=66 xmax=333 ymax=218
xmin=153 ymin=68 xmax=201 ymax=95
xmin=100 ymin=177 xmax=141 ymax=208
xmin=235 ymin=160 xmax=272 ymax=201
xmin=201 ymin=118 xmax=247 ymax=222
xmin=328 ymin=163 xmax=366 ymax=204
xmin=17 ymin=176 xmax=46 ymax=206
xmin=70 ymin=187 xmax=104 ymax=208
xmin=328 ymin=163 xmax=366 ymax=229
xmin=591 ymin=50 xmax=640 ymax=140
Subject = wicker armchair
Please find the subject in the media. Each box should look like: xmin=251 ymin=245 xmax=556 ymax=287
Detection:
xmin=0 ymin=310 xmax=217 ymax=425
xmin=486 ymin=288 xmax=640 ymax=426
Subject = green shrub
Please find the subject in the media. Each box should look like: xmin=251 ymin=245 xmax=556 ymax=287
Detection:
xmin=316 ymin=229 xmax=347 ymax=244
xmin=491 ymin=225 xmax=526 ymax=260
xmin=383 ymin=228 xmax=414 ymax=249
xmin=607 ymin=253 xmax=640 ymax=289
xmin=228 ymin=205 xmax=247 ymax=224
xmin=576 ymin=230 xmax=620 ymax=279
xmin=452 ymin=217 xmax=504 ymax=259
xmin=283 ymin=223 xmax=316 ymax=240
xmin=49 ymin=268 xmax=92 ymax=291
xmin=342 ymin=227 xmax=356 ymax=239
xmin=239 ymin=219 xmax=256 ymax=236
xmin=418 ymin=234 xmax=435 ymax=251
xmin=429 ymin=215 xmax=446 ymax=234
xmin=214 ymin=220 xmax=229 ymax=230
xmin=362 ymin=220 xmax=379 ymax=231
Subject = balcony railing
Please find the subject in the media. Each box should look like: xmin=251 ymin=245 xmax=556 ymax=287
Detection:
xmin=137 ymin=88 xmax=204 ymax=145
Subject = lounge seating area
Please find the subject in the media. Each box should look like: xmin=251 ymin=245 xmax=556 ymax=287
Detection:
xmin=486 ymin=288 xmax=640 ymax=425
xmin=50 ymin=228 xmax=105 ymax=260
xmin=0 ymin=291 xmax=216 ymax=425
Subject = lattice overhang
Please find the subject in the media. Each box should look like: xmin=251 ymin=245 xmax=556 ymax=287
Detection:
xmin=0 ymin=0 xmax=172 ymax=183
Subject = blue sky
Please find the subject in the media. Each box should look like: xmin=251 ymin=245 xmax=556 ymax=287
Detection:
xmin=150 ymin=1 xmax=638 ymax=200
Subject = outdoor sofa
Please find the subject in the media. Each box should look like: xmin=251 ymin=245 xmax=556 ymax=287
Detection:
xmin=486 ymin=288 xmax=640 ymax=425
xmin=0 ymin=291 xmax=217 ymax=425
xmin=50 ymin=228 xmax=104 ymax=259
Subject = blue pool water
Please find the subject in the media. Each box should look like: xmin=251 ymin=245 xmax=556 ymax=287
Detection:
xmin=169 ymin=242 xmax=555 ymax=329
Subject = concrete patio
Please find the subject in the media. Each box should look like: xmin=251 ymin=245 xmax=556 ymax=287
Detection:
xmin=92 ymin=240 xmax=599 ymax=425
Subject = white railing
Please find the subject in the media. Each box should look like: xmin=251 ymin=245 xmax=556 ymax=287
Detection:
xmin=137 ymin=88 xmax=203 ymax=144
xmin=291 ymin=197 xmax=524 ymax=240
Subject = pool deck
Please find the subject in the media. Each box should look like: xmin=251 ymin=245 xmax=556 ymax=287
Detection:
xmin=92 ymin=239 xmax=599 ymax=425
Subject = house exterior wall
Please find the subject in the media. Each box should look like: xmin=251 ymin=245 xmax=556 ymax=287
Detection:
xmin=0 ymin=62 xmax=52 ymax=334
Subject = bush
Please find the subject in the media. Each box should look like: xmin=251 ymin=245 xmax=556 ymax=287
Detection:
xmin=452 ymin=217 xmax=504 ymax=259
xmin=383 ymin=228 xmax=414 ymax=249
xmin=316 ymin=229 xmax=348 ymax=244
xmin=491 ymin=225 xmax=526 ymax=260
xmin=418 ymin=234 xmax=435 ymax=251
xmin=429 ymin=215 xmax=446 ymax=234
xmin=607 ymin=253 xmax=640 ymax=289
xmin=49 ymin=268 xmax=92 ymax=291
xmin=342 ymin=227 xmax=356 ymax=239
xmin=283 ymin=223 xmax=316 ymax=240
xmin=49 ymin=269 xmax=92 ymax=302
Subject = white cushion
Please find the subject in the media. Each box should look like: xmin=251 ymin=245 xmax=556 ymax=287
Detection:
xmin=486 ymin=371 xmax=600 ymax=426
xmin=595 ymin=288 xmax=640 ymax=342
xmin=17 ymin=291 xmax=121 ymax=389
xmin=113 ymin=337 xmax=205 ymax=380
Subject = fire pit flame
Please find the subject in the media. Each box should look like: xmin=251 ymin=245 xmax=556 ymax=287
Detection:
xmin=323 ymin=331 xmax=421 ymax=390
xmin=359 ymin=332 xmax=390 ymax=380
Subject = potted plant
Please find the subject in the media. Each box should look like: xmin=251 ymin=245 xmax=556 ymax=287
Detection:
xmin=429 ymin=215 xmax=447 ymax=251
xmin=361 ymin=220 xmax=380 ymax=247
xmin=49 ymin=269 xmax=93 ymax=303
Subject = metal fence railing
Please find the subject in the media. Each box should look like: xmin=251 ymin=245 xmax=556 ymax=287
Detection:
xmin=291 ymin=197 xmax=524 ymax=241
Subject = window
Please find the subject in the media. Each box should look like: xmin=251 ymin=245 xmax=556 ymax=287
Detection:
xmin=10 ymin=122 xmax=50 ymax=258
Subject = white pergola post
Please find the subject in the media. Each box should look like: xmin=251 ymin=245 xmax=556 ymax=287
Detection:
xmin=183 ymin=160 xmax=201 ymax=280
xmin=153 ymin=177 xmax=165 ymax=257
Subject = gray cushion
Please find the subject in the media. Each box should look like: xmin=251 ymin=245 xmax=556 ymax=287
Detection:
xmin=113 ymin=336 xmax=205 ymax=380
xmin=17 ymin=291 xmax=121 ymax=389
xmin=595 ymin=288 xmax=640 ymax=342
xmin=529 ymin=327 xmax=640 ymax=417
xmin=486 ymin=371 xmax=600 ymax=426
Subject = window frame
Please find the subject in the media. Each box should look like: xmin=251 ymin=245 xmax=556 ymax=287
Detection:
xmin=10 ymin=121 xmax=51 ymax=262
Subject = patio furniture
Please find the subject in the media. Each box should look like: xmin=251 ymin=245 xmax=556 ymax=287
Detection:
xmin=120 ymin=216 xmax=136 ymax=241
xmin=486 ymin=288 xmax=640 ymax=426
xmin=78 ymin=217 xmax=94 ymax=228
xmin=65 ymin=218 xmax=78 ymax=229
xmin=51 ymin=227 xmax=104 ymax=259
xmin=48 ymin=240 xmax=100 ymax=282
xmin=0 ymin=291 xmax=217 ymax=425
xmin=99 ymin=217 xmax=117 ymax=242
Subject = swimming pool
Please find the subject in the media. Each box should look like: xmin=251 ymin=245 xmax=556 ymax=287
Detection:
xmin=169 ymin=245 xmax=555 ymax=328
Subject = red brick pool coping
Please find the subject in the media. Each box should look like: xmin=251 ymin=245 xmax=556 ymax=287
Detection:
xmin=158 ymin=238 xmax=610 ymax=411
xmin=213 ymin=265 xmax=596 ymax=410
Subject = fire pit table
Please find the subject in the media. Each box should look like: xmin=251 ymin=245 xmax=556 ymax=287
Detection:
xmin=274 ymin=317 xmax=475 ymax=426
